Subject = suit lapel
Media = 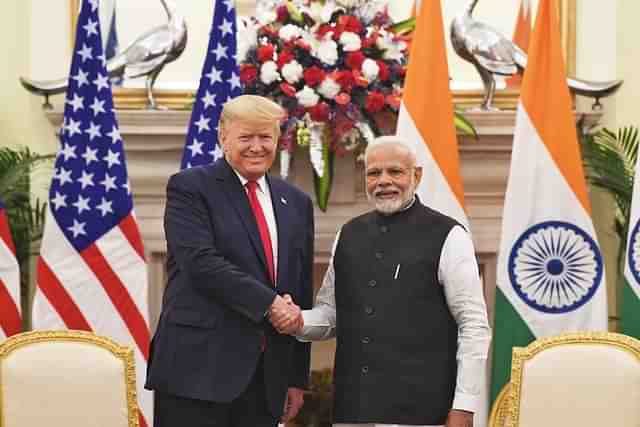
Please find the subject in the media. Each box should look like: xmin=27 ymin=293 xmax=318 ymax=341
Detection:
xmin=268 ymin=177 xmax=291 ymax=291
xmin=217 ymin=160 xmax=270 ymax=277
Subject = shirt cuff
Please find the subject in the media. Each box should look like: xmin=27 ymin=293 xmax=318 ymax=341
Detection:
xmin=452 ymin=392 xmax=478 ymax=414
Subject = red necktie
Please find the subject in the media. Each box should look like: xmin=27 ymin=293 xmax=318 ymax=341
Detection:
xmin=246 ymin=181 xmax=275 ymax=285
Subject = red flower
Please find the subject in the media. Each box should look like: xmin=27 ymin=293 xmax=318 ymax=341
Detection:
xmin=303 ymin=66 xmax=326 ymax=87
xmin=339 ymin=15 xmax=364 ymax=34
xmin=335 ymin=93 xmax=351 ymax=105
xmin=276 ymin=5 xmax=289 ymax=23
xmin=334 ymin=71 xmax=354 ymax=92
xmin=376 ymin=60 xmax=390 ymax=81
xmin=257 ymin=44 xmax=275 ymax=62
xmin=295 ymin=39 xmax=312 ymax=51
xmin=240 ymin=64 xmax=258 ymax=84
xmin=280 ymin=83 xmax=297 ymax=97
xmin=365 ymin=92 xmax=385 ymax=113
xmin=309 ymin=102 xmax=331 ymax=122
xmin=352 ymin=69 xmax=370 ymax=87
xmin=317 ymin=24 xmax=335 ymax=38
xmin=277 ymin=49 xmax=295 ymax=68
xmin=386 ymin=94 xmax=401 ymax=110
xmin=345 ymin=51 xmax=366 ymax=70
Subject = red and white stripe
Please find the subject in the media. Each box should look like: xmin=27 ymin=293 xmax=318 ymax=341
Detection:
xmin=0 ymin=206 xmax=21 ymax=340
xmin=33 ymin=207 xmax=152 ymax=426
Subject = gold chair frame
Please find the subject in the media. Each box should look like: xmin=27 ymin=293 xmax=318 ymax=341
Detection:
xmin=505 ymin=332 xmax=640 ymax=427
xmin=488 ymin=382 xmax=512 ymax=427
xmin=0 ymin=330 xmax=139 ymax=427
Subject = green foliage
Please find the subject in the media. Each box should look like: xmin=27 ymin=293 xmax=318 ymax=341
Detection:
xmin=0 ymin=146 xmax=53 ymax=324
xmin=580 ymin=125 xmax=639 ymax=265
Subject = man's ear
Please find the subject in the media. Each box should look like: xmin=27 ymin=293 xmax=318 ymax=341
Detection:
xmin=414 ymin=166 xmax=423 ymax=186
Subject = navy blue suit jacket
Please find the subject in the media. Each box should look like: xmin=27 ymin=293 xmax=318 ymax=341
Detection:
xmin=145 ymin=159 xmax=314 ymax=417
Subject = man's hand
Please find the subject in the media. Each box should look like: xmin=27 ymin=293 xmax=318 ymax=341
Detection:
xmin=446 ymin=409 xmax=473 ymax=427
xmin=281 ymin=387 xmax=305 ymax=422
xmin=269 ymin=294 xmax=303 ymax=334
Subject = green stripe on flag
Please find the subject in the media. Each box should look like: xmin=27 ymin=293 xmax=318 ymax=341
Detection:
xmin=490 ymin=287 xmax=535 ymax=403
xmin=622 ymin=279 xmax=640 ymax=339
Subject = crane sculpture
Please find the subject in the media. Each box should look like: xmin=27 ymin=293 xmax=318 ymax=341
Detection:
xmin=450 ymin=0 xmax=622 ymax=111
xmin=20 ymin=0 xmax=187 ymax=110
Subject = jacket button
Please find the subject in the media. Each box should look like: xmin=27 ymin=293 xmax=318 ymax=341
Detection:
xmin=361 ymin=366 xmax=369 ymax=374
xmin=375 ymin=252 xmax=383 ymax=259
xmin=365 ymin=306 xmax=374 ymax=315
xmin=380 ymin=225 xmax=388 ymax=233
xmin=362 ymin=336 xmax=371 ymax=344
xmin=368 ymin=280 xmax=377 ymax=288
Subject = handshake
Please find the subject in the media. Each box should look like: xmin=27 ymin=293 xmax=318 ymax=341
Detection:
xmin=268 ymin=294 xmax=304 ymax=335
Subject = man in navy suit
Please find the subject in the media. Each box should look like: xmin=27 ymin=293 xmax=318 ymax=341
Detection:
xmin=146 ymin=95 xmax=314 ymax=427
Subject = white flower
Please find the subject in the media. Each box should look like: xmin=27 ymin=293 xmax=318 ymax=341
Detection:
xmin=236 ymin=17 xmax=257 ymax=63
xmin=377 ymin=31 xmax=406 ymax=61
xmin=339 ymin=32 xmax=362 ymax=52
xmin=317 ymin=39 xmax=338 ymax=66
xmin=361 ymin=58 xmax=380 ymax=81
xmin=296 ymin=86 xmax=320 ymax=107
xmin=279 ymin=24 xmax=302 ymax=42
xmin=317 ymin=78 xmax=341 ymax=100
xmin=337 ymin=0 xmax=360 ymax=7
xmin=282 ymin=60 xmax=304 ymax=84
xmin=260 ymin=61 xmax=281 ymax=85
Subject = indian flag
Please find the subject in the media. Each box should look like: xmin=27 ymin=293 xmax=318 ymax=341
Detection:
xmin=397 ymin=0 xmax=467 ymax=228
xmin=623 ymin=157 xmax=640 ymax=339
xmin=491 ymin=0 xmax=608 ymax=403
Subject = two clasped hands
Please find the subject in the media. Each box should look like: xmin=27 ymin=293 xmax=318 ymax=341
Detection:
xmin=268 ymin=294 xmax=304 ymax=335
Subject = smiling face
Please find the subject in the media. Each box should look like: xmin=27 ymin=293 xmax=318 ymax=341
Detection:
xmin=220 ymin=119 xmax=278 ymax=181
xmin=365 ymin=143 xmax=422 ymax=215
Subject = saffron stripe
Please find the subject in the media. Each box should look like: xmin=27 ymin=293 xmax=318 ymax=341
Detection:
xmin=81 ymin=244 xmax=150 ymax=360
xmin=36 ymin=258 xmax=91 ymax=331
xmin=119 ymin=213 xmax=146 ymax=261
xmin=0 ymin=212 xmax=16 ymax=255
xmin=0 ymin=278 xmax=21 ymax=337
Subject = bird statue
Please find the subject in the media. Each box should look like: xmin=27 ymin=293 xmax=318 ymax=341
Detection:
xmin=20 ymin=0 xmax=187 ymax=110
xmin=450 ymin=0 xmax=622 ymax=111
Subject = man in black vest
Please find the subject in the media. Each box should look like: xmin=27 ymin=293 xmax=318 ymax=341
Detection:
xmin=274 ymin=136 xmax=491 ymax=427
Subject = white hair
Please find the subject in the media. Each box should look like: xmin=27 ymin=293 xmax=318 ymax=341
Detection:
xmin=364 ymin=135 xmax=417 ymax=167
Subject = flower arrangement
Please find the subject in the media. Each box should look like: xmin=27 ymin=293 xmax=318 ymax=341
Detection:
xmin=238 ymin=0 xmax=410 ymax=210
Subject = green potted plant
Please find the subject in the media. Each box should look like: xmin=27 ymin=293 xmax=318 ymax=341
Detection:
xmin=0 ymin=146 xmax=54 ymax=327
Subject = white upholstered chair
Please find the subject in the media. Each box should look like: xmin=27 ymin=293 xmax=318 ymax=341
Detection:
xmin=506 ymin=332 xmax=640 ymax=427
xmin=0 ymin=330 xmax=139 ymax=427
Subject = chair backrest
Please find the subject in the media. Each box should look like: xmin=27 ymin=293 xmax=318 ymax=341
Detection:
xmin=488 ymin=383 xmax=512 ymax=427
xmin=507 ymin=332 xmax=640 ymax=427
xmin=0 ymin=330 xmax=139 ymax=427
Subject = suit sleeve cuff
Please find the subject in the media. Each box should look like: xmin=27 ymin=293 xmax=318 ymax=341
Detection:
xmin=452 ymin=392 xmax=478 ymax=414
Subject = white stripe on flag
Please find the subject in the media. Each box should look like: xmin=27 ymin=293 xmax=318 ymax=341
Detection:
xmin=0 ymin=237 xmax=20 ymax=310
xmin=397 ymin=102 xmax=469 ymax=229
xmin=497 ymin=105 xmax=608 ymax=336
xmin=95 ymin=225 xmax=149 ymax=320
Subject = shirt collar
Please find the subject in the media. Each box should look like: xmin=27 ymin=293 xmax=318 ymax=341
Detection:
xmin=232 ymin=168 xmax=268 ymax=194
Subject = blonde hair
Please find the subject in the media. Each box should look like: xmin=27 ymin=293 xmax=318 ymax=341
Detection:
xmin=218 ymin=95 xmax=286 ymax=140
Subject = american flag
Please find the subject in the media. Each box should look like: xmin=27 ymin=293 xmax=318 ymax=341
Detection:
xmin=181 ymin=0 xmax=242 ymax=169
xmin=0 ymin=197 xmax=21 ymax=340
xmin=31 ymin=1 xmax=152 ymax=425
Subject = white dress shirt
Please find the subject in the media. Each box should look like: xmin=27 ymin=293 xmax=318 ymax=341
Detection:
xmin=233 ymin=171 xmax=279 ymax=283
xmin=299 ymin=223 xmax=491 ymax=427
